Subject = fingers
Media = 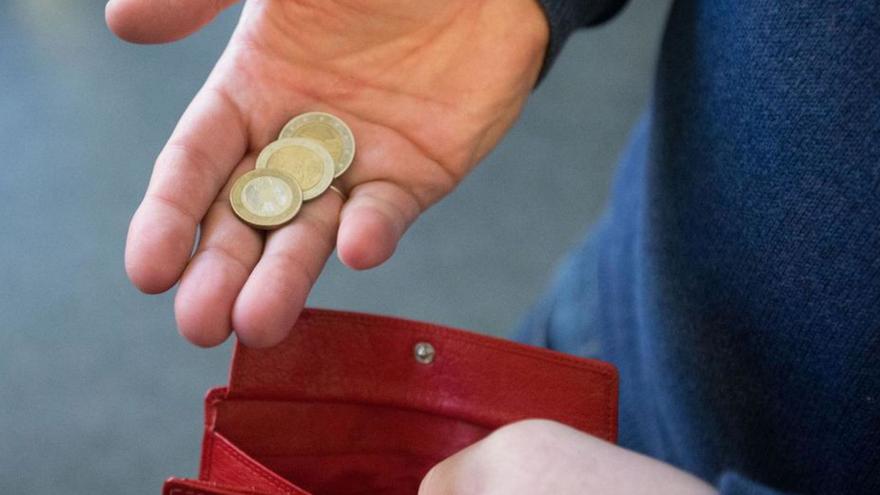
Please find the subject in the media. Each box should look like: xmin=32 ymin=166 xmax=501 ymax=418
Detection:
xmin=327 ymin=113 xmax=455 ymax=270
xmin=336 ymin=180 xmax=423 ymax=270
xmin=417 ymin=421 xmax=557 ymax=495
xmin=232 ymin=192 xmax=344 ymax=348
xmin=125 ymin=87 xmax=247 ymax=293
xmin=173 ymin=159 xmax=263 ymax=347
xmin=106 ymin=0 xmax=238 ymax=44
xmin=419 ymin=436 xmax=494 ymax=495
xmin=420 ymin=420 xmax=719 ymax=495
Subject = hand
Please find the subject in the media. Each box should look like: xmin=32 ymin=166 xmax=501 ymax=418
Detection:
xmin=419 ymin=420 xmax=718 ymax=495
xmin=106 ymin=0 xmax=549 ymax=347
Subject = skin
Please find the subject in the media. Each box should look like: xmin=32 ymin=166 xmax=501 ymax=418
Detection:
xmin=106 ymin=2 xmax=719 ymax=492
xmin=419 ymin=419 xmax=718 ymax=495
xmin=106 ymin=0 xmax=548 ymax=348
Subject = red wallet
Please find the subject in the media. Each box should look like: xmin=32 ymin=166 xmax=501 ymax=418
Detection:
xmin=163 ymin=308 xmax=618 ymax=495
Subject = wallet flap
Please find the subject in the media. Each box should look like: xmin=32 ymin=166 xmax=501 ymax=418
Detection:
xmin=225 ymin=309 xmax=617 ymax=441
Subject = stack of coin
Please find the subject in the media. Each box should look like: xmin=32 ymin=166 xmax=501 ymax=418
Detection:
xmin=230 ymin=112 xmax=356 ymax=229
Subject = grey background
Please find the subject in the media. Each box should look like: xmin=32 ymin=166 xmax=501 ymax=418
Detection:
xmin=0 ymin=0 xmax=669 ymax=492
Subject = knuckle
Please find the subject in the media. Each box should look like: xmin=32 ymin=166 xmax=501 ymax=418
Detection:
xmin=419 ymin=462 xmax=481 ymax=495
xmin=264 ymin=250 xmax=320 ymax=288
xmin=488 ymin=419 xmax=537 ymax=444
xmin=419 ymin=446 xmax=487 ymax=495
xmin=159 ymin=141 xmax=214 ymax=176
xmin=297 ymin=209 xmax=339 ymax=245
xmin=417 ymin=464 xmax=442 ymax=495
xmin=485 ymin=419 xmax=564 ymax=455
xmin=506 ymin=418 xmax=561 ymax=434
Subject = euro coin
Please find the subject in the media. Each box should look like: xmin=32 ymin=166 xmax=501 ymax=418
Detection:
xmin=279 ymin=112 xmax=355 ymax=177
xmin=230 ymin=168 xmax=303 ymax=230
xmin=256 ymin=138 xmax=334 ymax=201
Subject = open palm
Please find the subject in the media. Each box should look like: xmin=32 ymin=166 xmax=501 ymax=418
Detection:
xmin=107 ymin=0 xmax=549 ymax=347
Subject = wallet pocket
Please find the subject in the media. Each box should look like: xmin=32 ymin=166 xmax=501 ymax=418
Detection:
xmin=166 ymin=308 xmax=618 ymax=495
xmin=208 ymin=398 xmax=492 ymax=495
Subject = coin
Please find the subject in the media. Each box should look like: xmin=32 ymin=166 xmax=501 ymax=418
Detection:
xmin=279 ymin=112 xmax=356 ymax=177
xmin=230 ymin=168 xmax=303 ymax=230
xmin=255 ymin=138 xmax=335 ymax=200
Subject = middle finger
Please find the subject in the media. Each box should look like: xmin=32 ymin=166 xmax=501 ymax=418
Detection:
xmin=232 ymin=189 xmax=345 ymax=348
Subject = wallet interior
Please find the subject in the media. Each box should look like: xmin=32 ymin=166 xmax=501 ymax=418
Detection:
xmin=212 ymin=397 xmax=492 ymax=495
xmin=182 ymin=309 xmax=618 ymax=495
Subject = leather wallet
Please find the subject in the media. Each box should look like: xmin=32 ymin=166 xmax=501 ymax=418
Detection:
xmin=163 ymin=308 xmax=618 ymax=495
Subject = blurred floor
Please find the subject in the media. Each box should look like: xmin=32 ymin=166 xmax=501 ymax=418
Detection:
xmin=0 ymin=0 xmax=670 ymax=492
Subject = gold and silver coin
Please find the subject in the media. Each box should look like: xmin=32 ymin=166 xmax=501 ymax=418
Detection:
xmin=255 ymin=137 xmax=335 ymax=201
xmin=230 ymin=112 xmax=355 ymax=229
xmin=279 ymin=112 xmax=356 ymax=177
xmin=230 ymin=168 xmax=303 ymax=230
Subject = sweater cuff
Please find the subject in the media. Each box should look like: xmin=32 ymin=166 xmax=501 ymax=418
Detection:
xmin=533 ymin=0 xmax=628 ymax=83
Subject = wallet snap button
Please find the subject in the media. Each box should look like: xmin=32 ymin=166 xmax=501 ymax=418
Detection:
xmin=413 ymin=342 xmax=435 ymax=364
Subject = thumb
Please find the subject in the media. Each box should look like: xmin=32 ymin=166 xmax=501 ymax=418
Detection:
xmin=105 ymin=0 xmax=238 ymax=44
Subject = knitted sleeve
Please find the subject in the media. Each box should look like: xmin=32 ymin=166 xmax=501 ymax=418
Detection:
xmin=534 ymin=0 xmax=629 ymax=81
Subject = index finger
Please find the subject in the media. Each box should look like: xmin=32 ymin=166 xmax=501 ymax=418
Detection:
xmin=125 ymin=86 xmax=248 ymax=293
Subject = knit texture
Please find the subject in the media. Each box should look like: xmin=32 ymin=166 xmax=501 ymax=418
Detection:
xmin=520 ymin=1 xmax=880 ymax=494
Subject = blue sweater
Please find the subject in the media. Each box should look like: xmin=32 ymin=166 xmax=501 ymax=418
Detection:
xmin=520 ymin=1 xmax=880 ymax=494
